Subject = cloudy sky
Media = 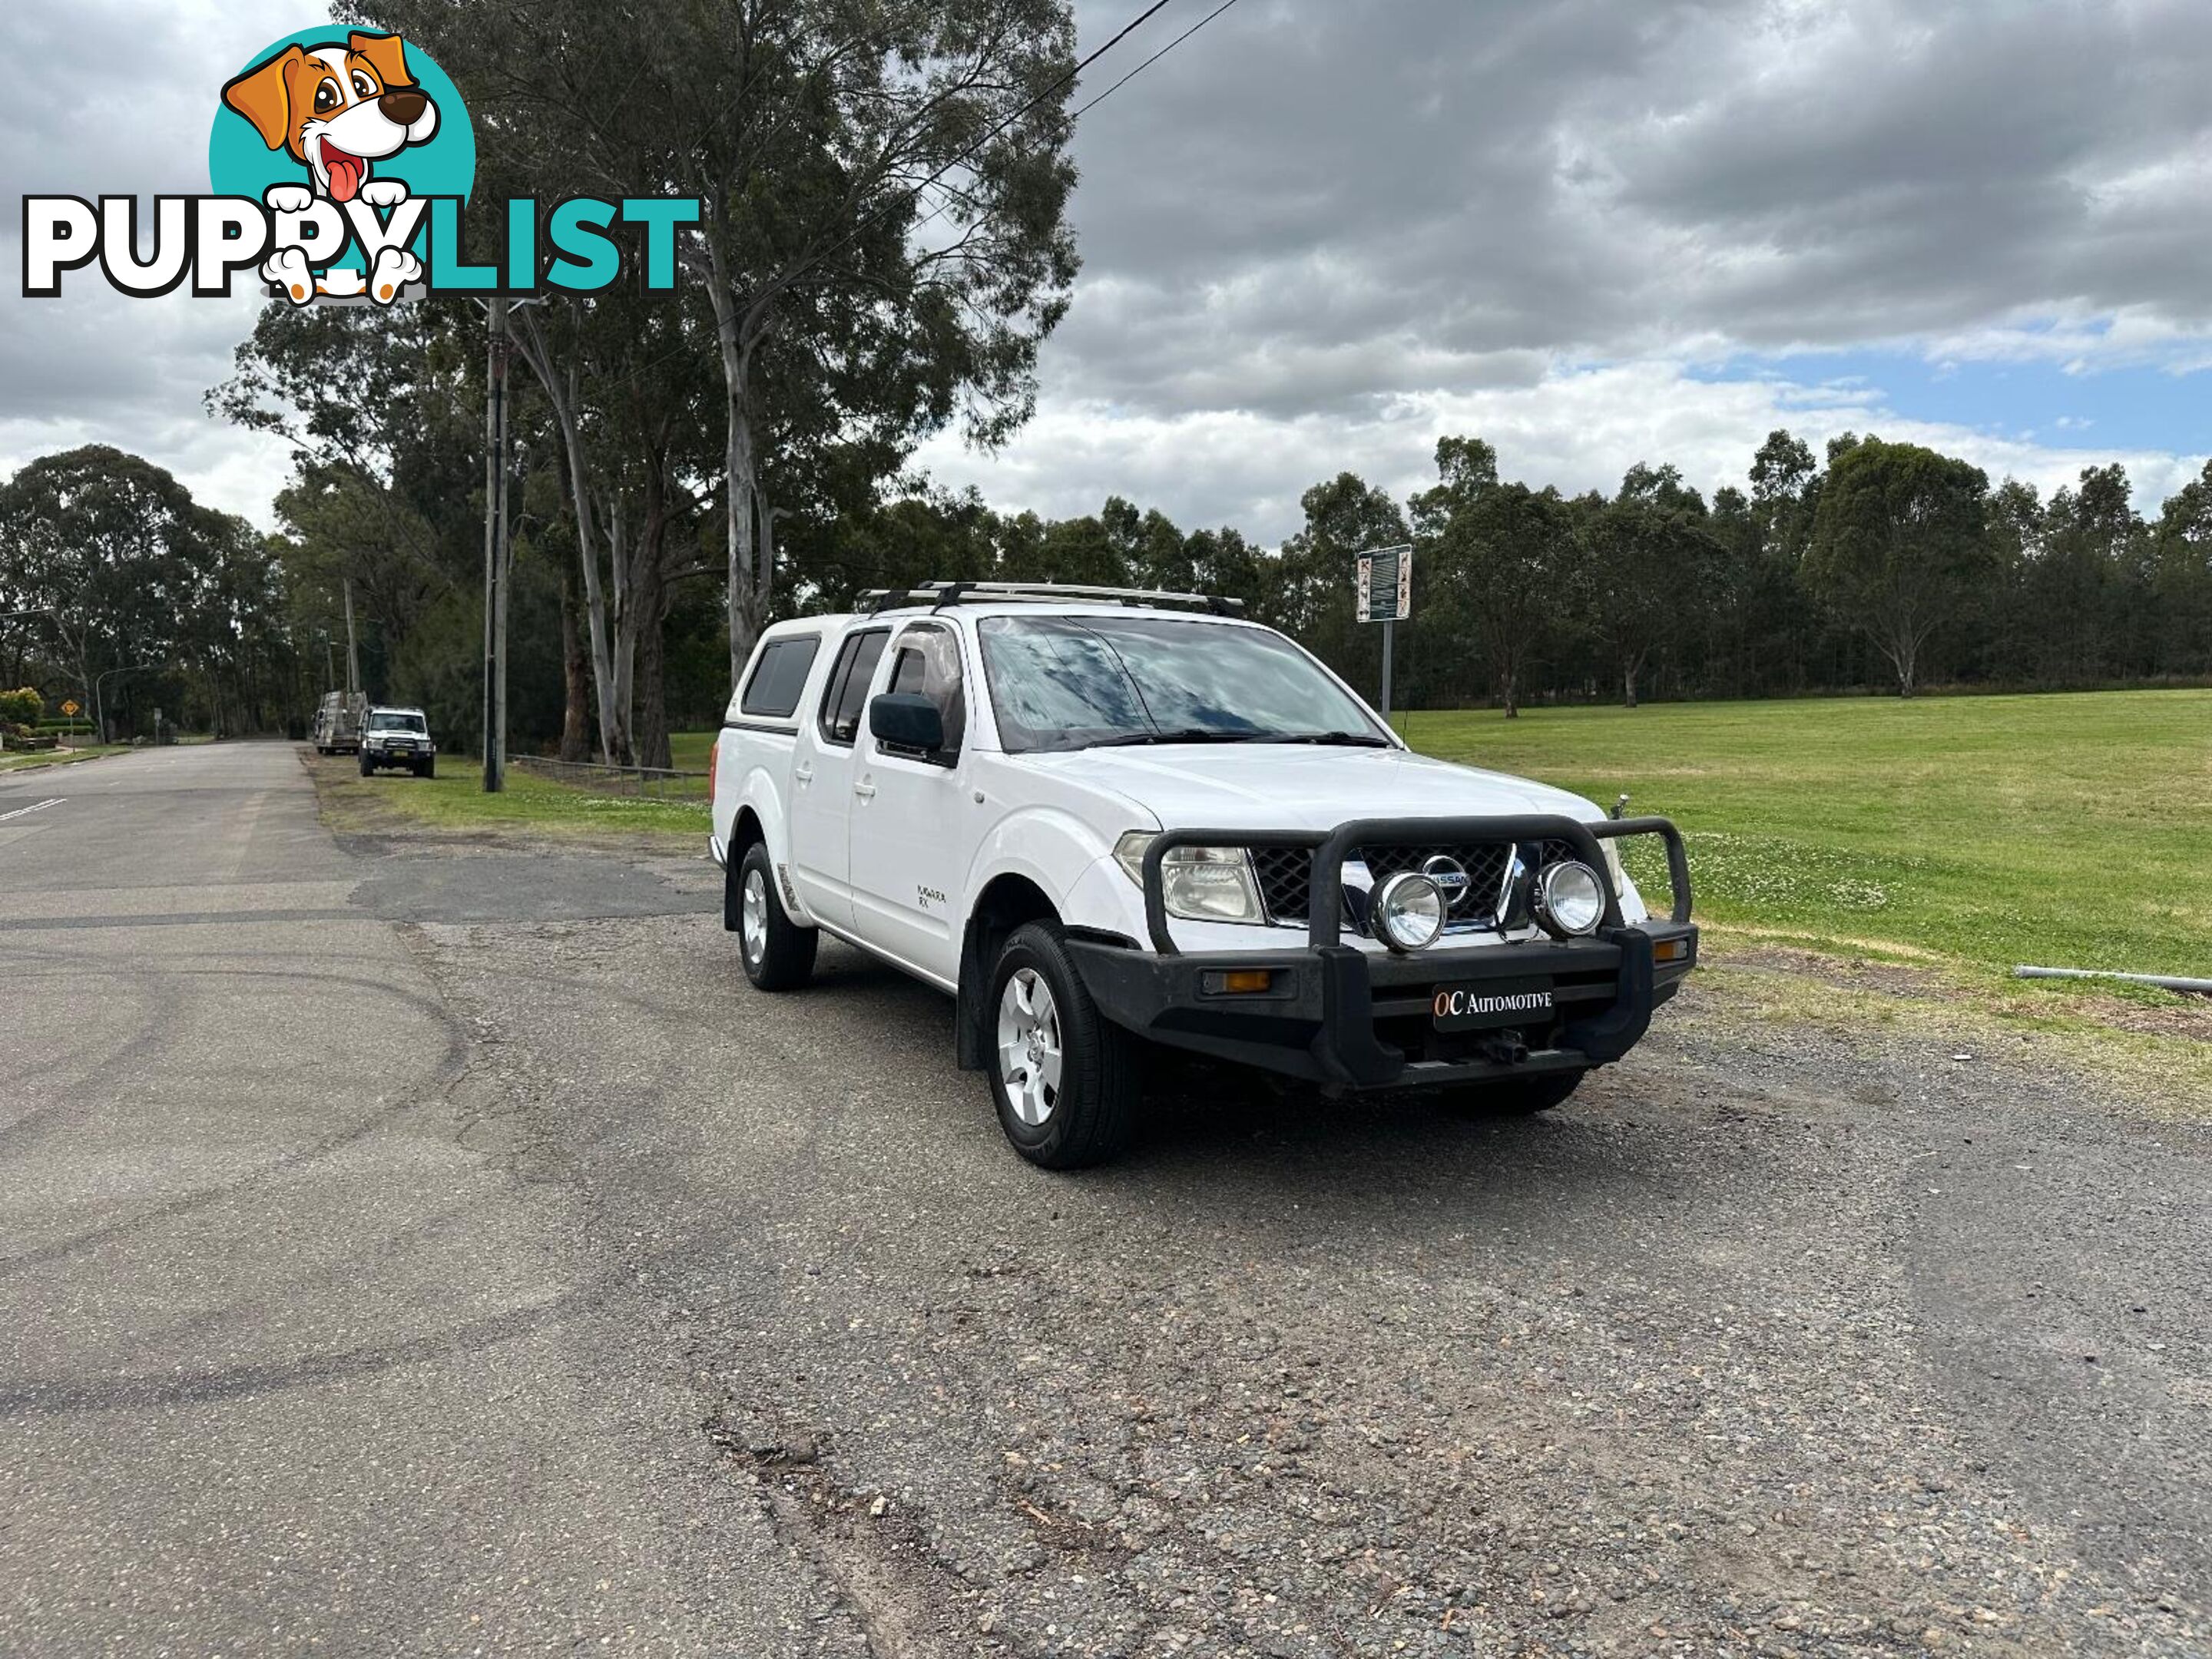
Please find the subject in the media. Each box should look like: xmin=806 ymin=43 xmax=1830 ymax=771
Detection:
xmin=5 ymin=0 xmax=2210 ymax=542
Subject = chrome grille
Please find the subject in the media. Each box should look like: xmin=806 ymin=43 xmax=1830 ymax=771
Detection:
xmin=1250 ymin=846 xmax=1315 ymax=925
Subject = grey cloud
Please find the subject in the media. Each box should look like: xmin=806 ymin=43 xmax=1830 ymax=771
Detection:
xmin=1057 ymin=0 xmax=2212 ymax=391
xmin=0 ymin=0 xmax=304 ymax=518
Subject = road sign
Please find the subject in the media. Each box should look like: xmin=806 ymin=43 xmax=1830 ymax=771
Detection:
xmin=1355 ymin=544 xmax=1414 ymax=726
xmin=1356 ymin=545 xmax=1412 ymax=624
xmin=60 ymin=699 xmax=79 ymax=717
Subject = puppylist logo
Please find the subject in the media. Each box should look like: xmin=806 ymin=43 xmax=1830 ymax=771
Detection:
xmin=22 ymin=28 xmax=700 ymax=306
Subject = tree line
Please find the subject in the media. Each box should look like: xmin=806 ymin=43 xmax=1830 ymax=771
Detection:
xmin=0 ymin=446 xmax=291 ymax=740
xmin=7 ymin=415 xmax=2212 ymax=750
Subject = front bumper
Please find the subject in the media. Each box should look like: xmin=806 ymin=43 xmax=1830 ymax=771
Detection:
xmin=1066 ymin=813 xmax=1696 ymax=1093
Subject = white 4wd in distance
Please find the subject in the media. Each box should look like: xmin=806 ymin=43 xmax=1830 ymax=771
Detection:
xmin=358 ymin=706 xmax=436 ymax=777
xmin=710 ymin=584 xmax=1696 ymax=1169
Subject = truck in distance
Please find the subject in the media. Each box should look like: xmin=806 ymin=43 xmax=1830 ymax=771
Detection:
xmin=313 ymin=690 xmax=366 ymax=755
xmin=356 ymin=706 xmax=437 ymax=777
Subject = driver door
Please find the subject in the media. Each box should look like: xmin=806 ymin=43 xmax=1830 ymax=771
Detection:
xmin=846 ymin=621 xmax=973 ymax=987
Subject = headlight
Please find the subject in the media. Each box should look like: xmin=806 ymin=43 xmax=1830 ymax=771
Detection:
xmin=1113 ymin=832 xmax=1264 ymax=924
xmin=1371 ymin=872 xmax=1446 ymax=952
xmin=1534 ymin=860 xmax=1606 ymax=938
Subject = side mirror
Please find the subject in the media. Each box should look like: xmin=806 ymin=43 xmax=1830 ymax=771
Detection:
xmin=869 ymin=692 xmax=945 ymax=755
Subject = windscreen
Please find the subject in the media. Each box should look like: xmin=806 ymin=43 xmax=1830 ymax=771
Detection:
xmin=978 ymin=615 xmax=1385 ymax=753
xmin=369 ymin=712 xmax=426 ymax=733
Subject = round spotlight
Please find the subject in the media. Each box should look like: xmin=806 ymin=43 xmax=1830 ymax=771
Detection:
xmin=1534 ymin=860 xmax=1607 ymax=938
xmin=1371 ymin=872 xmax=1447 ymax=952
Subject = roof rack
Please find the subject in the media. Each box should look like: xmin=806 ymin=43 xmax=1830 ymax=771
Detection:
xmin=858 ymin=581 xmax=1246 ymax=618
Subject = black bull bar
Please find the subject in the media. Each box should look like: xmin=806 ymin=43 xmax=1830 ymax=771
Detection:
xmin=1062 ymin=814 xmax=1696 ymax=1092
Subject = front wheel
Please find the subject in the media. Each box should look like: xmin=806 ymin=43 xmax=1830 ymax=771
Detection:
xmin=735 ymin=842 xmax=816 ymax=991
xmin=416 ymin=757 xmax=435 ymax=779
xmin=358 ymin=753 xmax=373 ymax=777
xmin=1441 ymin=1068 xmax=1587 ymax=1118
xmin=988 ymin=922 xmax=1138 ymax=1170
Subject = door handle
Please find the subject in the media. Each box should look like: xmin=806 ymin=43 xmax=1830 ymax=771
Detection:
xmin=853 ymin=780 xmax=877 ymax=800
xmin=795 ymin=764 xmax=813 ymax=785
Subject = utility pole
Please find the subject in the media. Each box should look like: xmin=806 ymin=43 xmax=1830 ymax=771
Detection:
xmin=481 ymin=298 xmax=511 ymax=792
xmin=341 ymin=577 xmax=361 ymax=698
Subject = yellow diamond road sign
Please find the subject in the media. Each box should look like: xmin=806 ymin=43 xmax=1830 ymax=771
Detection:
xmin=60 ymin=699 xmax=80 ymax=717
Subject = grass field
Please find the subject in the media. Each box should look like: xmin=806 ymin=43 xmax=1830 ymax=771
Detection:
xmin=313 ymin=753 xmax=709 ymax=840
xmin=0 ymin=744 xmax=128 ymax=773
xmin=1399 ymin=690 xmax=2210 ymax=982
xmin=667 ymin=731 xmax=714 ymax=774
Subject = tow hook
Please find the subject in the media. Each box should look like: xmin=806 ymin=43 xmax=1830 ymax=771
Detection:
xmin=1478 ymin=1032 xmax=1530 ymax=1066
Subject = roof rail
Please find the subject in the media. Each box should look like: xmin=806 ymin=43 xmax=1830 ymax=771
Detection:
xmin=858 ymin=581 xmax=1246 ymax=618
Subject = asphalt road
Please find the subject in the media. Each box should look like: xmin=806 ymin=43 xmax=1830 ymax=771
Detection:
xmin=2 ymin=743 xmax=2206 ymax=1657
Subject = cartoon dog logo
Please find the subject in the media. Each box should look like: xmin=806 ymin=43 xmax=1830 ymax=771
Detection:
xmin=220 ymin=31 xmax=436 ymax=304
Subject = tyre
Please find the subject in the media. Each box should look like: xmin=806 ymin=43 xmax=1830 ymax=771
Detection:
xmin=358 ymin=753 xmax=373 ymax=777
xmin=735 ymin=841 xmax=816 ymax=992
xmin=417 ymin=757 xmax=435 ymax=779
xmin=1442 ymin=1069 xmax=1587 ymax=1118
xmin=987 ymin=921 xmax=1139 ymax=1170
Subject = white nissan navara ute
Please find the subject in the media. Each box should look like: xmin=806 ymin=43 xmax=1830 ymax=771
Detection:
xmin=709 ymin=583 xmax=1695 ymax=1169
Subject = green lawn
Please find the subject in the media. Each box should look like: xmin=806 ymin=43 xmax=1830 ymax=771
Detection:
xmin=1397 ymin=690 xmax=2210 ymax=981
xmin=667 ymin=731 xmax=715 ymax=774
xmin=0 ymin=744 xmax=128 ymax=773
xmin=316 ymin=753 xmax=709 ymax=839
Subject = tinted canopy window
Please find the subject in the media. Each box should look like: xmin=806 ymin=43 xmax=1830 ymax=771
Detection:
xmin=740 ymin=636 xmax=821 ymax=720
xmin=978 ymin=616 xmax=1386 ymax=754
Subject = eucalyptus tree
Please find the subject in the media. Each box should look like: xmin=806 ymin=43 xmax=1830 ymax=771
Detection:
xmin=1411 ymin=439 xmax=1571 ymax=719
xmin=1583 ymin=463 xmax=1717 ymax=707
xmin=2152 ymin=460 xmax=2212 ymax=676
xmin=356 ymin=0 xmax=1083 ymax=688
xmin=1806 ymin=438 xmax=1992 ymax=697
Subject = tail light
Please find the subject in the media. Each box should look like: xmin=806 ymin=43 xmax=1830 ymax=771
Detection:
xmin=707 ymin=735 xmax=719 ymax=800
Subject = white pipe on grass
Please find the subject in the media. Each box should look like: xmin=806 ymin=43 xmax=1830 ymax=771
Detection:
xmin=2014 ymin=966 xmax=2212 ymax=995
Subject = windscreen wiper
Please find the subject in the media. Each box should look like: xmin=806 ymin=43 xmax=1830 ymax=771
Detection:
xmin=1267 ymin=732 xmax=1396 ymax=747
xmin=1087 ymin=728 xmax=1270 ymax=748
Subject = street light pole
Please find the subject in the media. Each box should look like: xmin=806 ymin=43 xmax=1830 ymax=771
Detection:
xmin=94 ymin=662 xmax=154 ymax=746
xmin=481 ymin=297 xmax=510 ymax=793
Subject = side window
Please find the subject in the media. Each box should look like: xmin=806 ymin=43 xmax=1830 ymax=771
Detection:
xmin=817 ymin=628 xmax=889 ymax=747
xmin=739 ymin=636 xmax=821 ymax=720
xmin=879 ymin=624 xmax=966 ymax=758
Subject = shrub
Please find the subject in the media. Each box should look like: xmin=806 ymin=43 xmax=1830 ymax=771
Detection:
xmin=0 ymin=687 xmax=44 ymax=726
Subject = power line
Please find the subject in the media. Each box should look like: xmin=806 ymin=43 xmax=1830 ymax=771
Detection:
xmin=904 ymin=0 xmax=1243 ymax=239
xmin=796 ymin=0 xmax=1182 ymax=280
xmin=1071 ymin=0 xmax=1243 ymax=119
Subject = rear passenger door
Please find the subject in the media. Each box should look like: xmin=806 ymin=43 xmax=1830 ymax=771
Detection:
xmin=787 ymin=625 xmax=889 ymax=929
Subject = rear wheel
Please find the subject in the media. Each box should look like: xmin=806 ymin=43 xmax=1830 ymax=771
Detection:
xmin=988 ymin=922 xmax=1138 ymax=1170
xmin=736 ymin=841 xmax=816 ymax=991
xmin=1442 ymin=1069 xmax=1587 ymax=1118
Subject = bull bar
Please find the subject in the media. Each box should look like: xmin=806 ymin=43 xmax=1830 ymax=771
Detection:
xmin=1063 ymin=814 xmax=1697 ymax=1093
